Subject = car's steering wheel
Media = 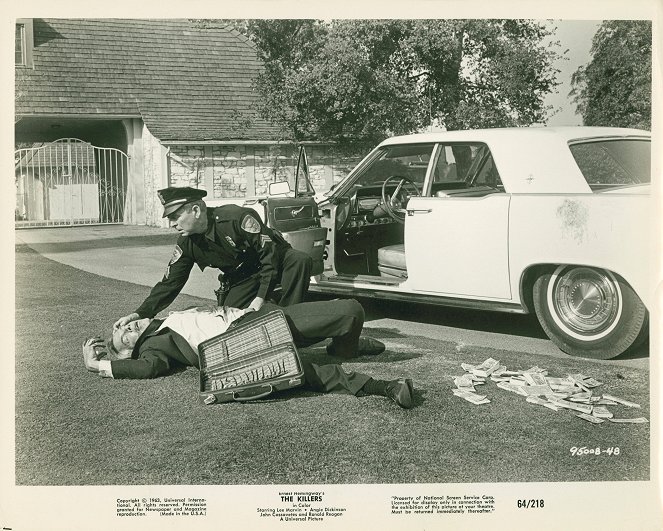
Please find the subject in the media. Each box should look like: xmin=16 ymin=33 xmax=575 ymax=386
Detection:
xmin=381 ymin=175 xmax=421 ymax=224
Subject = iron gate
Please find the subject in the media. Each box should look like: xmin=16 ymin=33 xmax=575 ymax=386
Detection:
xmin=15 ymin=138 xmax=129 ymax=227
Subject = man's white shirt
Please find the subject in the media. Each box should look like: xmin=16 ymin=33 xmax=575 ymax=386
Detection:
xmin=98 ymin=306 xmax=247 ymax=377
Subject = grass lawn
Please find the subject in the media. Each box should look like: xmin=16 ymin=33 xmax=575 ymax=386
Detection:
xmin=15 ymin=244 xmax=650 ymax=485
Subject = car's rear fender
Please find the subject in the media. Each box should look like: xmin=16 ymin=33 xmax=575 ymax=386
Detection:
xmin=509 ymin=194 xmax=652 ymax=310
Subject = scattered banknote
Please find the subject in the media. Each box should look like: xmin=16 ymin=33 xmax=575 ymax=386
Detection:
xmin=523 ymin=366 xmax=548 ymax=375
xmin=567 ymin=374 xmax=602 ymax=388
xmin=568 ymin=392 xmax=593 ymax=402
xmin=526 ymin=396 xmax=562 ymax=411
xmin=548 ymin=397 xmax=593 ymax=414
xmin=602 ymin=394 xmax=641 ymax=408
xmin=454 ymin=374 xmax=476 ymax=389
xmin=576 ymin=413 xmax=604 ymax=424
xmin=522 ymin=384 xmax=555 ymax=397
xmin=549 ymin=385 xmax=580 ymax=394
xmin=457 ymin=361 xmax=645 ymax=425
xmin=608 ymin=417 xmax=649 ymax=424
xmin=592 ymin=406 xmax=614 ymax=419
xmin=473 ymin=357 xmax=501 ymax=377
xmin=522 ymin=372 xmax=548 ymax=386
xmin=496 ymin=381 xmax=529 ymax=396
xmin=545 ymin=377 xmax=574 ymax=386
xmin=452 ymin=389 xmax=490 ymax=405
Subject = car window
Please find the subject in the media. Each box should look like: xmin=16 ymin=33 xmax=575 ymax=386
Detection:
xmin=353 ymin=144 xmax=435 ymax=189
xmin=472 ymin=153 xmax=503 ymax=188
xmin=431 ymin=143 xmax=502 ymax=190
xmin=432 ymin=145 xmax=479 ymax=182
xmin=569 ymin=139 xmax=651 ymax=188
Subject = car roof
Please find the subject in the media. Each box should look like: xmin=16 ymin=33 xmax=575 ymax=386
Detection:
xmin=377 ymin=126 xmax=651 ymax=194
xmin=381 ymin=126 xmax=650 ymax=146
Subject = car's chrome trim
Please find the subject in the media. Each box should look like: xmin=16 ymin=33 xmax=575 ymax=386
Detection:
xmin=309 ymin=278 xmax=527 ymax=314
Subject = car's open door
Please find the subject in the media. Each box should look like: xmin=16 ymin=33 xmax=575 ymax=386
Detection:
xmin=265 ymin=146 xmax=327 ymax=275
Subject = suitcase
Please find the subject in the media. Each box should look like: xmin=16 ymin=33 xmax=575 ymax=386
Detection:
xmin=198 ymin=310 xmax=305 ymax=405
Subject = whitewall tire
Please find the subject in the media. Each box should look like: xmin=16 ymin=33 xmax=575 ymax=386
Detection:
xmin=533 ymin=265 xmax=648 ymax=359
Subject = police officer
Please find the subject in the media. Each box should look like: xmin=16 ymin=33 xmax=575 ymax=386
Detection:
xmin=113 ymin=187 xmax=313 ymax=330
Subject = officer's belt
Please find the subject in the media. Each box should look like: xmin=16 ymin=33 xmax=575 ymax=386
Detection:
xmin=224 ymin=262 xmax=261 ymax=285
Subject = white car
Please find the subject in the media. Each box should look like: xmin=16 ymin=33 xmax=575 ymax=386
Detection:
xmin=209 ymin=127 xmax=653 ymax=359
xmin=308 ymin=127 xmax=652 ymax=360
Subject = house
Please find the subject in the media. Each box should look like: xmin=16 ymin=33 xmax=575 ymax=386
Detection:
xmin=15 ymin=18 xmax=364 ymax=227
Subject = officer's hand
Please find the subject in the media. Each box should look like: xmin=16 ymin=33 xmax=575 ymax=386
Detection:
xmin=248 ymin=297 xmax=265 ymax=312
xmin=113 ymin=313 xmax=140 ymax=330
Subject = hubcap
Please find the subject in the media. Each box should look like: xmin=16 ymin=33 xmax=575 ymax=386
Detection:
xmin=550 ymin=267 xmax=621 ymax=337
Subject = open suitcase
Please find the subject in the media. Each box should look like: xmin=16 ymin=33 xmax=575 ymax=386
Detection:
xmin=198 ymin=310 xmax=305 ymax=405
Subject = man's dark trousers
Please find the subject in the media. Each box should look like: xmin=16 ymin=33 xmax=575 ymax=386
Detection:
xmin=222 ymin=248 xmax=313 ymax=308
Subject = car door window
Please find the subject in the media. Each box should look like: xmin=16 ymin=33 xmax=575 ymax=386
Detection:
xmin=472 ymin=153 xmax=503 ymax=189
xmin=429 ymin=143 xmax=503 ymax=196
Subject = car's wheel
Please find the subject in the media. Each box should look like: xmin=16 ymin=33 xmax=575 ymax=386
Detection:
xmin=532 ymin=265 xmax=648 ymax=359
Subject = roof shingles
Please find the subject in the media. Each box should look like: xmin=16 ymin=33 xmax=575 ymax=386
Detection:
xmin=16 ymin=18 xmax=284 ymax=142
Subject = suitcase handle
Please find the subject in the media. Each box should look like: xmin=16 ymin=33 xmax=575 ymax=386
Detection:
xmin=233 ymin=384 xmax=274 ymax=402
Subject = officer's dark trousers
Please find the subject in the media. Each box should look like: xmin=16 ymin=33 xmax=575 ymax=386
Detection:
xmin=223 ymin=248 xmax=313 ymax=308
xmin=238 ymin=299 xmax=370 ymax=395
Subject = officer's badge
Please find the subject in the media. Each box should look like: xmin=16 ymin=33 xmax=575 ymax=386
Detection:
xmin=225 ymin=235 xmax=236 ymax=247
xmin=240 ymin=214 xmax=261 ymax=234
xmin=260 ymin=234 xmax=271 ymax=248
xmin=169 ymin=245 xmax=183 ymax=265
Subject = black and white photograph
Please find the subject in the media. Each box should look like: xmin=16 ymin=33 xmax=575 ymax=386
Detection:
xmin=3 ymin=0 xmax=662 ymax=529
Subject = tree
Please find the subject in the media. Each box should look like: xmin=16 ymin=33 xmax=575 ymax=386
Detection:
xmin=571 ymin=21 xmax=651 ymax=130
xmin=229 ymin=19 xmax=562 ymax=144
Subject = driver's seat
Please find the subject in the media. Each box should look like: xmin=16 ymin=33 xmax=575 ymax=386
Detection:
xmin=377 ymin=244 xmax=407 ymax=279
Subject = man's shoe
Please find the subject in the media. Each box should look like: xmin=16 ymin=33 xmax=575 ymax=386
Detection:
xmin=385 ymin=379 xmax=414 ymax=409
xmin=356 ymin=337 xmax=385 ymax=356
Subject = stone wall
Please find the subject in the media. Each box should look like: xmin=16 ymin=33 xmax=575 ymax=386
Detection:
xmin=147 ymin=142 xmax=368 ymax=226
xmin=140 ymin=128 xmax=316 ymax=227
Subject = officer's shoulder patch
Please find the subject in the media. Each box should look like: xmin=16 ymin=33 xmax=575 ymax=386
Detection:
xmin=169 ymin=245 xmax=183 ymax=265
xmin=240 ymin=214 xmax=261 ymax=234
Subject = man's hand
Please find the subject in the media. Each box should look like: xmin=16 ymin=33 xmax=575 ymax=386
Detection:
xmin=247 ymin=297 xmax=265 ymax=312
xmin=113 ymin=313 xmax=140 ymax=330
xmin=82 ymin=337 xmax=105 ymax=372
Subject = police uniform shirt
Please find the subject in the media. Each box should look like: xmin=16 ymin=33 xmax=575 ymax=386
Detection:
xmin=134 ymin=205 xmax=290 ymax=319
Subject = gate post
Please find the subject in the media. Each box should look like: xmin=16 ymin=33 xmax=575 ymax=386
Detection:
xmin=122 ymin=119 xmax=146 ymax=225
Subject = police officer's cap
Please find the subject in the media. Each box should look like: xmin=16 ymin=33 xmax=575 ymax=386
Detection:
xmin=158 ymin=187 xmax=207 ymax=217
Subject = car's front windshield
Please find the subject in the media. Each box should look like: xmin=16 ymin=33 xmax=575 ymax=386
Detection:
xmin=350 ymin=143 xmax=435 ymax=191
xmin=344 ymin=141 xmax=504 ymax=197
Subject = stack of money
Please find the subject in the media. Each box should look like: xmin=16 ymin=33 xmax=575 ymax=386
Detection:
xmin=451 ymin=371 xmax=490 ymax=404
xmin=470 ymin=357 xmax=501 ymax=378
xmin=452 ymin=388 xmax=490 ymax=405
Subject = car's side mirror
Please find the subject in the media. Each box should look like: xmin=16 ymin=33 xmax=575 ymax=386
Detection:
xmin=269 ymin=181 xmax=291 ymax=196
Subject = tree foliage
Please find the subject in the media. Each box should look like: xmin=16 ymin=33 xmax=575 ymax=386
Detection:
xmin=571 ymin=21 xmax=651 ymax=130
xmin=228 ymin=19 xmax=562 ymax=144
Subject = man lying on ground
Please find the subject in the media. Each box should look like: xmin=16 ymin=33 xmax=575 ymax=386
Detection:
xmin=83 ymin=298 xmax=414 ymax=409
